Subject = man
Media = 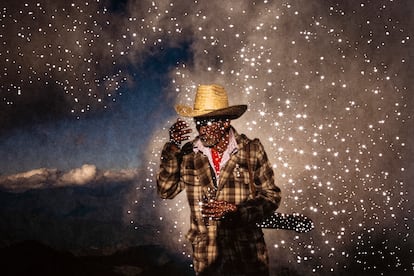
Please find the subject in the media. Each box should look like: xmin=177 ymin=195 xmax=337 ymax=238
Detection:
xmin=157 ymin=84 xmax=281 ymax=275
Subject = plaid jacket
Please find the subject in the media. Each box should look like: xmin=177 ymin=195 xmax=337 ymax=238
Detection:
xmin=157 ymin=129 xmax=281 ymax=275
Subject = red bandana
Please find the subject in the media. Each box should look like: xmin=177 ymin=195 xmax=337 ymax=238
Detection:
xmin=211 ymin=148 xmax=222 ymax=175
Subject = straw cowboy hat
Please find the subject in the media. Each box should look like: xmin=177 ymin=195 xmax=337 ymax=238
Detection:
xmin=175 ymin=84 xmax=247 ymax=119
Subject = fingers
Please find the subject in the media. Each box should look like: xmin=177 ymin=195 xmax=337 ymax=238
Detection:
xmin=201 ymin=200 xmax=237 ymax=220
xmin=173 ymin=118 xmax=188 ymax=129
xmin=169 ymin=118 xmax=192 ymax=146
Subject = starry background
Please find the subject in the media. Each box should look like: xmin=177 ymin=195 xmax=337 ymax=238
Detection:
xmin=0 ymin=0 xmax=413 ymax=275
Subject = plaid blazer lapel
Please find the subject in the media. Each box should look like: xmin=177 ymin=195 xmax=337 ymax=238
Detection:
xmin=216 ymin=155 xmax=236 ymax=193
xmin=193 ymin=152 xmax=217 ymax=196
xmin=216 ymin=131 xmax=250 ymax=195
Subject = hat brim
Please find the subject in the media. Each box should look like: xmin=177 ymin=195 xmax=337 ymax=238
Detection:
xmin=175 ymin=104 xmax=247 ymax=120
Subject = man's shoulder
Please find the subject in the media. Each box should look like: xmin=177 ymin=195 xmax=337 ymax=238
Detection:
xmin=236 ymin=132 xmax=261 ymax=146
xmin=181 ymin=141 xmax=194 ymax=155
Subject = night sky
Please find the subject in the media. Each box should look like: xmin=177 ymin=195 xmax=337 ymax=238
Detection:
xmin=0 ymin=0 xmax=413 ymax=275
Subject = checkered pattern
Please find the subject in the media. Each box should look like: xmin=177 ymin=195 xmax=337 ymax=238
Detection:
xmin=157 ymin=128 xmax=281 ymax=275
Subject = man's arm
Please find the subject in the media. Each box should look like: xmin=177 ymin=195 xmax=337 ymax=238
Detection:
xmin=156 ymin=142 xmax=184 ymax=199
xmin=157 ymin=119 xmax=192 ymax=199
xmin=226 ymin=139 xmax=281 ymax=225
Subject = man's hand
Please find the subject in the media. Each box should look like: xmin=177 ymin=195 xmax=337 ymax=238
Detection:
xmin=201 ymin=200 xmax=237 ymax=220
xmin=169 ymin=118 xmax=192 ymax=148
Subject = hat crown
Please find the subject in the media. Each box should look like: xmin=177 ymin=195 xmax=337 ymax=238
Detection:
xmin=174 ymin=84 xmax=247 ymax=119
xmin=193 ymin=84 xmax=229 ymax=111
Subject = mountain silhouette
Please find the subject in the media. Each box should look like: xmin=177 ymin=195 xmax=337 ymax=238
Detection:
xmin=0 ymin=240 xmax=194 ymax=276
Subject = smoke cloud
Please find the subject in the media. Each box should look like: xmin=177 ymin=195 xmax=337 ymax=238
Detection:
xmin=130 ymin=1 xmax=413 ymax=275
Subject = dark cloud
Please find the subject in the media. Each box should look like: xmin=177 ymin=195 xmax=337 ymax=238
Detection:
xmin=0 ymin=0 xmax=189 ymax=132
xmin=0 ymin=83 xmax=72 ymax=133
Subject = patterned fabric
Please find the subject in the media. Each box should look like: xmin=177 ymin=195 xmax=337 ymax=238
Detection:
xmin=157 ymin=128 xmax=282 ymax=275
xmin=211 ymin=148 xmax=221 ymax=175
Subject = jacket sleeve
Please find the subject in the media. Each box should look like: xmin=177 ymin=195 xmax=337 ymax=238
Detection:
xmin=156 ymin=142 xmax=185 ymax=199
xmin=229 ymin=138 xmax=281 ymax=225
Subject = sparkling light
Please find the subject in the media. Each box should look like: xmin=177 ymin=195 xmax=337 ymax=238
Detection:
xmin=1 ymin=0 xmax=411 ymax=275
